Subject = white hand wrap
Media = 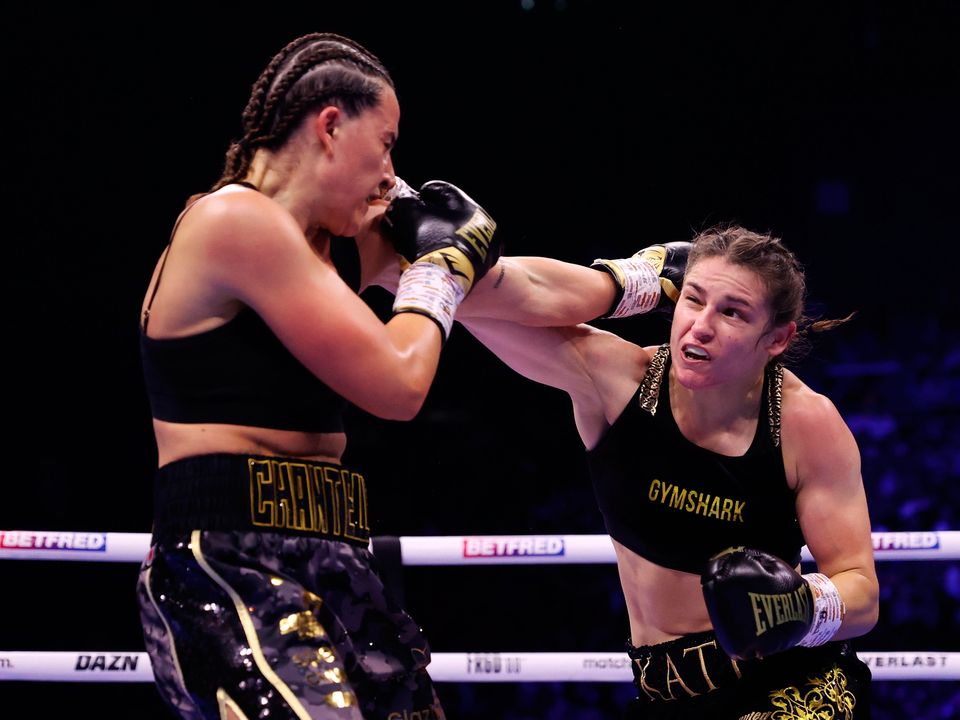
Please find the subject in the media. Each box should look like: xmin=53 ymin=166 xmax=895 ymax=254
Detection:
xmin=393 ymin=261 xmax=465 ymax=341
xmin=798 ymin=573 xmax=846 ymax=647
xmin=592 ymin=256 xmax=662 ymax=318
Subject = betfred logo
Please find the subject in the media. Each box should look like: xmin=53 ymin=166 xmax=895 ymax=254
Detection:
xmin=872 ymin=532 xmax=940 ymax=551
xmin=463 ymin=536 xmax=565 ymax=558
xmin=0 ymin=531 xmax=107 ymax=551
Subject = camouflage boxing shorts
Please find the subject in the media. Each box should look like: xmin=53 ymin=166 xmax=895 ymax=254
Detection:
xmin=137 ymin=454 xmax=443 ymax=719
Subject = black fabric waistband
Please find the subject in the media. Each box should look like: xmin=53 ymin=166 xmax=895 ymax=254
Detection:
xmin=627 ymin=630 xmax=855 ymax=703
xmin=152 ymin=454 xmax=371 ymax=547
xmin=628 ymin=630 xmax=743 ymax=702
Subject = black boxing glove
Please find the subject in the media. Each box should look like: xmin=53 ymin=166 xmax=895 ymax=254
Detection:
xmin=701 ymin=547 xmax=845 ymax=661
xmin=591 ymin=241 xmax=691 ymax=319
xmin=384 ymin=180 xmax=500 ymax=292
xmin=383 ymin=180 xmax=500 ymax=340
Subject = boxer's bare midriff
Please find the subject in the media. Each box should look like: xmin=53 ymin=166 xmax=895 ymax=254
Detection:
xmin=612 ymin=538 xmax=715 ymax=647
xmin=153 ymin=419 xmax=346 ymax=467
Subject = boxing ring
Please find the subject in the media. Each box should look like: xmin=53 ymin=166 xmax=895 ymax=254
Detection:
xmin=1 ymin=529 xmax=958 ymax=684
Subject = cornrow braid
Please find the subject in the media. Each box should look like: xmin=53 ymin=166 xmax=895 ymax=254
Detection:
xmin=210 ymin=33 xmax=393 ymax=192
xmin=243 ymin=34 xmax=322 ymax=136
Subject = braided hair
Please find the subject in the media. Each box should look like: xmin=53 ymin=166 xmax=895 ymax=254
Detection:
xmin=211 ymin=33 xmax=393 ymax=192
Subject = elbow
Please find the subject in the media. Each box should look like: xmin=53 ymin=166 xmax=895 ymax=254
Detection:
xmin=847 ymin=576 xmax=880 ymax=638
xmin=862 ymin=584 xmax=880 ymax=634
xmin=383 ymin=396 xmax=425 ymax=422
xmin=373 ymin=378 xmax=430 ymax=421
xmin=349 ymin=342 xmax=438 ymax=421
xmin=852 ymin=602 xmax=879 ymax=639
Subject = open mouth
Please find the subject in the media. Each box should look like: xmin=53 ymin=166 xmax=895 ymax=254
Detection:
xmin=682 ymin=344 xmax=711 ymax=361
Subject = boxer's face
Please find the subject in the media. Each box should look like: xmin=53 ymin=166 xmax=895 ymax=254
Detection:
xmin=320 ymin=84 xmax=399 ymax=237
xmin=670 ymin=256 xmax=793 ymax=389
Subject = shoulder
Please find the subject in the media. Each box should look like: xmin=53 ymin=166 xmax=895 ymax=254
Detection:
xmin=577 ymin=332 xmax=653 ymax=374
xmin=563 ymin=331 xmax=653 ymax=450
xmin=780 ymin=369 xmax=847 ymax=434
xmin=177 ymin=185 xmax=306 ymax=262
xmin=579 ymin=337 xmax=658 ymax=424
xmin=179 ymin=186 xmax=333 ymax=293
xmin=780 ymin=368 xmax=860 ymax=489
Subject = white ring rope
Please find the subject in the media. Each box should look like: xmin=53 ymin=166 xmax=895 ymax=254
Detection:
xmin=3 ymin=530 xmax=956 ymax=685
xmin=0 ymin=530 xmax=956 ymax=564
xmin=1 ymin=651 xmax=956 ymax=683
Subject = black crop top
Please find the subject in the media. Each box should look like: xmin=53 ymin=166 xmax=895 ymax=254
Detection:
xmin=586 ymin=345 xmax=804 ymax=574
xmin=140 ymin=192 xmax=360 ymax=433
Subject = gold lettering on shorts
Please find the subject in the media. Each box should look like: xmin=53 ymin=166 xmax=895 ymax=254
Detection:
xmin=248 ymin=459 xmax=368 ymax=541
xmin=324 ymin=467 xmax=342 ymax=537
xmin=284 ymin=463 xmax=312 ymax=530
xmin=342 ymin=471 xmax=370 ymax=542
xmin=249 ymin=460 xmax=280 ymax=526
xmin=634 ymin=655 xmax=669 ymax=701
xmin=309 ymin=467 xmax=330 ymax=534
xmin=682 ymin=640 xmax=721 ymax=692
xmin=664 ymin=654 xmax=698 ymax=699
xmin=648 ymin=479 xmax=745 ymax=523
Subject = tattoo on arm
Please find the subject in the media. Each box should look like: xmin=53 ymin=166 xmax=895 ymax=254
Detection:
xmin=493 ymin=266 xmax=506 ymax=289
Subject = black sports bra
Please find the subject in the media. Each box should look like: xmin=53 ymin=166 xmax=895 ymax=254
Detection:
xmin=586 ymin=346 xmax=803 ymax=573
xmin=140 ymin=185 xmax=360 ymax=432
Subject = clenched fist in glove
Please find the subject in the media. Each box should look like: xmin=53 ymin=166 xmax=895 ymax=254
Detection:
xmin=701 ymin=546 xmax=845 ymax=660
xmin=382 ymin=180 xmax=501 ymax=340
xmin=592 ymin=241 xmax=690 ymax=319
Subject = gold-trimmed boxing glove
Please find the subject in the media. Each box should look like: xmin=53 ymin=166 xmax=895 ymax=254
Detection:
xmin=701 ymin=546 xmax=845 ymax=660
xmin=383 ymin=180 xmax=501 ymax=340
xmin=592 ymin=241 xmax=690 ymax=319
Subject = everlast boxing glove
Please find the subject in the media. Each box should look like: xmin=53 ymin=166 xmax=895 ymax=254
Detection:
xmin=701 ymin=547 xmax=845 ymax=661
xmin=592 ymin=241 xmax=690 ymax=319
xmin=383 ymin=180 xmax=500 ymax=340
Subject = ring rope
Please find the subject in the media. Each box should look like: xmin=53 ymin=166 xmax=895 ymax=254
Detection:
xmin=1 ymin=651 xmax=956 ymax=683
xmin=3 ymin=530 xmax=956 ymax=685
xmin=0 ymin=530 xmax=957 ymax=564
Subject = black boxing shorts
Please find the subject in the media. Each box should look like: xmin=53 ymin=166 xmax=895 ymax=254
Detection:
xmin=625 ymin=630 xmax=871 ymax=719
xmin=137 ymin=454 xmax=443 ymax=720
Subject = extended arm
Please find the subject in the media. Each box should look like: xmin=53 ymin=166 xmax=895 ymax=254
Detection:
xmin=462 ymin=240 xmax=690 ymax=326
xmin=458 ymin=256 xmax=617 ymax=325
xmin=461 ymin=315 xmax=647 ymax=449
xmin=375 ymin=179 xmax=689 ymax=327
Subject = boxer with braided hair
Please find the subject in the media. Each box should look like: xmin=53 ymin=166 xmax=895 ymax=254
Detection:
xmin=460 ymin=226 xmax=877 ymax=718
xmin=136 ymin=32 xmax=512 ymax=720
xmin=211 ymin=33 xmax=393 ymax=192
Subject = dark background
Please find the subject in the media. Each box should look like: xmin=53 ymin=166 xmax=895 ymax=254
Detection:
xmin=4 ymin=1 xmax=958 ymax=717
